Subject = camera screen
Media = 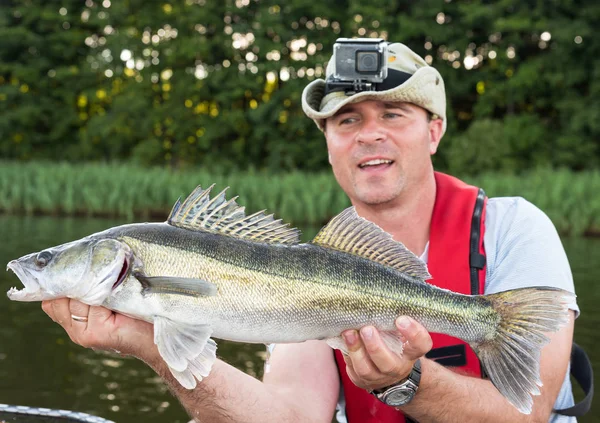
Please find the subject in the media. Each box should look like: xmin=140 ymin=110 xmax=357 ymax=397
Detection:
xmin=356 ymin=51 xmax=380 ymax=74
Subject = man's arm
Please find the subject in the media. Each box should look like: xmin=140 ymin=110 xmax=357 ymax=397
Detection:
xmin=42 ymin=298 xmax=339 ymax=423
xmin=146 ymin=342 xmax=340 ymax=423
xmin=342 ymin=312 xmax=575 ymax=423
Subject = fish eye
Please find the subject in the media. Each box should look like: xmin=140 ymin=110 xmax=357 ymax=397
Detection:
xmin=35 ymin=251 xmax=53 ymax=268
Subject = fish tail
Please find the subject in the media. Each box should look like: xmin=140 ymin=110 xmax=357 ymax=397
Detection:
xmin=471 ymin=287 xmax=574 ymax=414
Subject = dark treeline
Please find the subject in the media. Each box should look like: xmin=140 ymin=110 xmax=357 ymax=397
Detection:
xmin=1 ymin=0 xmax=598 ymax=174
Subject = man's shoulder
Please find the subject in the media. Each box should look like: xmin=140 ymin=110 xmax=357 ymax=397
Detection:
xmin=486 ymin=195 xmax=547 ymax=218
xmin=483 ymin=196 xmax=577 ymax=310
xmin=485 ymin=196 xmax=554 ymax=236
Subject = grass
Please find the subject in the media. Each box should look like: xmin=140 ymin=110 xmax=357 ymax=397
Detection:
xmin=468 ymin=168 xmax=600 ymax=236
xmin=0 ymin=161 xmax=349 ymax=226
xmin=1 ymin=161 xmax=599 ymax=236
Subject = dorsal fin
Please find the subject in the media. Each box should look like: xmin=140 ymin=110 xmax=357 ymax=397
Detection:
xmin=311 ymin=207 xmax=431 ymax=280
xmin=167 ymin=185 xmax=301 ymax=245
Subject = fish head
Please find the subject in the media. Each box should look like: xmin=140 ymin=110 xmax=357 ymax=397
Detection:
xmin=6 ymin=237 xmax=132 ymax=306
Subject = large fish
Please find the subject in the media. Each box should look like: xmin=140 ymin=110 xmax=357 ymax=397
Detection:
xmin=6 ymin=185 xmax=573 ymax=414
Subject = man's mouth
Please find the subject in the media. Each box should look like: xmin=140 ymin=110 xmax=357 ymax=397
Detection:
xmin=358 ymin=159 xmax=394 ymax=169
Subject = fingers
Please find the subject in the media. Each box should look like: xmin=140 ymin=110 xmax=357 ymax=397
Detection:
xmin=395 ymin=316 xmax=433 ymax=359
xmin=42 ymin=299 xmax=97 ymax=345
xmin=69 ymin=300 xmax=91 ymax=327
xmin=87 ymin=305 xmax=115 ymax=328
xmin=41 ymin=300 xmax=56 ymax=321
xmin=359 ymin=326 xmax=401 ymax=375
xmin=342 ymin=327 xmax=400 ymax=390
xmin=42 ymin=298 xmax=71 ymax=327
xmin=342 ymin=317 xmax=433 ymax=391
xmin=39 ymin=299 xmax=156 ymax=360
xmin=342 ymin=330 xmax=378 ymax=378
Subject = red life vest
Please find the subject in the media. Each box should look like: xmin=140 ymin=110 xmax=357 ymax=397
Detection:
xmin=334 ymin=172 xmax=487 ymax=423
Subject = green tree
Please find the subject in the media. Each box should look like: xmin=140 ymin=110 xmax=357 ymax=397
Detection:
xmin=1 ymin=0 xmax=598 ymax=173
xmin=0 ymin=1 xmax=104 ymax=160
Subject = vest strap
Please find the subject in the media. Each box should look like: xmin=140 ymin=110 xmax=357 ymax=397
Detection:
xmin=425 ymin=344 xmax=467 ymax=367
xmin=554 ymin=343 xmax=594 ymax=416
xmin=469 ymin=188 xmax=486 ymax=295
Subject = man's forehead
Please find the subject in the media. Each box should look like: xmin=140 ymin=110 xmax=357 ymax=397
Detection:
xmin=334 ymin=100 xmax=416 ymax=115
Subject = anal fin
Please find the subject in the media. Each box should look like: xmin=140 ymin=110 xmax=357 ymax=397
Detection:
xmin=326 ymin=331 xmax=405 ymax=357
xmin=326 ymin=336 xmax=348 ymax=355
xmin=380 ymin=331 xmax=405 ymax=356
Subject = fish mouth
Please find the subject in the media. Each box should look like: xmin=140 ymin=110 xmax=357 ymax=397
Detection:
xmin=112 ymin=251 xmax=130 ymax=290
xmin=6 ymin=260 xmax=45 ymax=302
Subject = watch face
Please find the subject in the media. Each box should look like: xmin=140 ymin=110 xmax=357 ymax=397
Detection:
xmin=384 ymin=387 xmax=413 ymax=407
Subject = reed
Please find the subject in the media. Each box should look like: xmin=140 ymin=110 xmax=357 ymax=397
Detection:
xmin=468 ymin=168 xmax=600 ymax=236
xmin=0 ymin=161 xmax=349 ymax=226
xmin=1 ymin=161 xmax=598 ymax=236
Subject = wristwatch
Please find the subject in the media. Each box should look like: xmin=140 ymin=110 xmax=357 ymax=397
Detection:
xmin=371 ymin=359 xmax=422 ymax=407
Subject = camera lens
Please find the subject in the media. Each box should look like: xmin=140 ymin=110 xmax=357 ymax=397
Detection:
xmin=356 ymin=51 xmax=380 ymax=73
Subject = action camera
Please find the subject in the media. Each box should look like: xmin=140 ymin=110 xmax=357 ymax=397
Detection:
xmin=327 ymin=38 xmax=388 ymax=94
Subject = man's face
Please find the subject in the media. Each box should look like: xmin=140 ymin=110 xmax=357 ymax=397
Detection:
xmin=324 ymin=100 xmax=443 ymax=208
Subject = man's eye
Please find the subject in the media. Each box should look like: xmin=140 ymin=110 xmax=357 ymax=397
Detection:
xmin=384 ymin=112 xmax=401 ymax=119
xmin=339 ymin=117 xmax=357 ymax=125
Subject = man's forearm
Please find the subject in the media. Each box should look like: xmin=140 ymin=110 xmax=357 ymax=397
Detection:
xmin=142 ymin=354 xmax=309 ymax=423
xmin=400 ymin=359 xmax=550 ymax=423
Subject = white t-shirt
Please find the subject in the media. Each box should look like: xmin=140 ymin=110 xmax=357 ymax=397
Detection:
xmin=335 ymin=197 xmax=579 ymax=423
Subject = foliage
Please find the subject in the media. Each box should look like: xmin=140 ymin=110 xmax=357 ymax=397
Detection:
xmin=468 ymin=168 xmax=600 ymax=237
xmin=444 ymin=114 xmax=552 ymax=175
xmin=0 ymin=1 xmax=598 ymax=172
xmin=2 ymin=161 xmax=599 ymax=236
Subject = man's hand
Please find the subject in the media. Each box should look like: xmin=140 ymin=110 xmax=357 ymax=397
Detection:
xmin=342 ymin=316 xmax=432 ymax=391
xmin=41 ymin=298 xmax=157 ymax=361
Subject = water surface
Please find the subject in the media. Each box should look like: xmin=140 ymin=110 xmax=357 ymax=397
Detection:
xmin=0 ymin=215 xmax=597 ymax=422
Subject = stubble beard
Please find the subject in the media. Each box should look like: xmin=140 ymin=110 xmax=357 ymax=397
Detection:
xmin=351 ymin=173 xmax=406 ymax=207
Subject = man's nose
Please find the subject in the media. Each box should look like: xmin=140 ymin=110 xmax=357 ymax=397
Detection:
xmin=356 ymin=117 xmax=386 ymax=144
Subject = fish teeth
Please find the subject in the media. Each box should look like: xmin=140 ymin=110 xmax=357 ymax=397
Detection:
xmin=360 ymin=159 xmax=393 ymax=168
xmin=6 ymin=261 xmax=38 ymax=292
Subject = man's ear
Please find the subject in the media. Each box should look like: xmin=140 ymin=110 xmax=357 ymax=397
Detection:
xmin=323 ymin=126 xmax=333 ymax=165
xmin=428 ymin=118 xmax=443 ymax=155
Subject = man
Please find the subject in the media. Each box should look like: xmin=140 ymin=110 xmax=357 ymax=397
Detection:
xmin=42 ymin=40 xmax=578 ymax=422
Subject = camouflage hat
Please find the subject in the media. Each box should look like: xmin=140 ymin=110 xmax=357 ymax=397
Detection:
xmin=302 ymin=42 xmax=446 ymax=134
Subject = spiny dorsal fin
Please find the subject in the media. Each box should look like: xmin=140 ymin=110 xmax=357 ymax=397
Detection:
xmin=311 ymin=207 xmax=431 ymax=280
xmin=167 ymin=185 xmax=301 ymax=245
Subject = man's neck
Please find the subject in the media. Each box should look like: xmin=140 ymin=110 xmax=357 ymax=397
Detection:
xmin=352 ymin=174 xmax=436 ymax=257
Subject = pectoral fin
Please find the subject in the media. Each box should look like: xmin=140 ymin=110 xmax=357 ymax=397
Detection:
xmin=153 ymin=316 xmax=217 ymax=389
xmin=136 ymin=272 xmax=217 ymax=297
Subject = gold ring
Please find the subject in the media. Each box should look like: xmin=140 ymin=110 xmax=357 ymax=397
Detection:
xmin=71 ymin=314 xmax=88 ymax=323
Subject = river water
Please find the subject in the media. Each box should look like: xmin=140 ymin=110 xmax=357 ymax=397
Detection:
xmin=0 ymin=215 xmax=597 ymax=422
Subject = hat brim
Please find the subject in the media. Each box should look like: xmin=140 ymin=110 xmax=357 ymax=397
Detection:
xmin=302 ymin=66 xmax=446 ymax=134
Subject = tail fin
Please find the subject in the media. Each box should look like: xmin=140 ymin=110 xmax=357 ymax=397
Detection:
xmin=472 ymin=287 xmax=574 ymax=414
